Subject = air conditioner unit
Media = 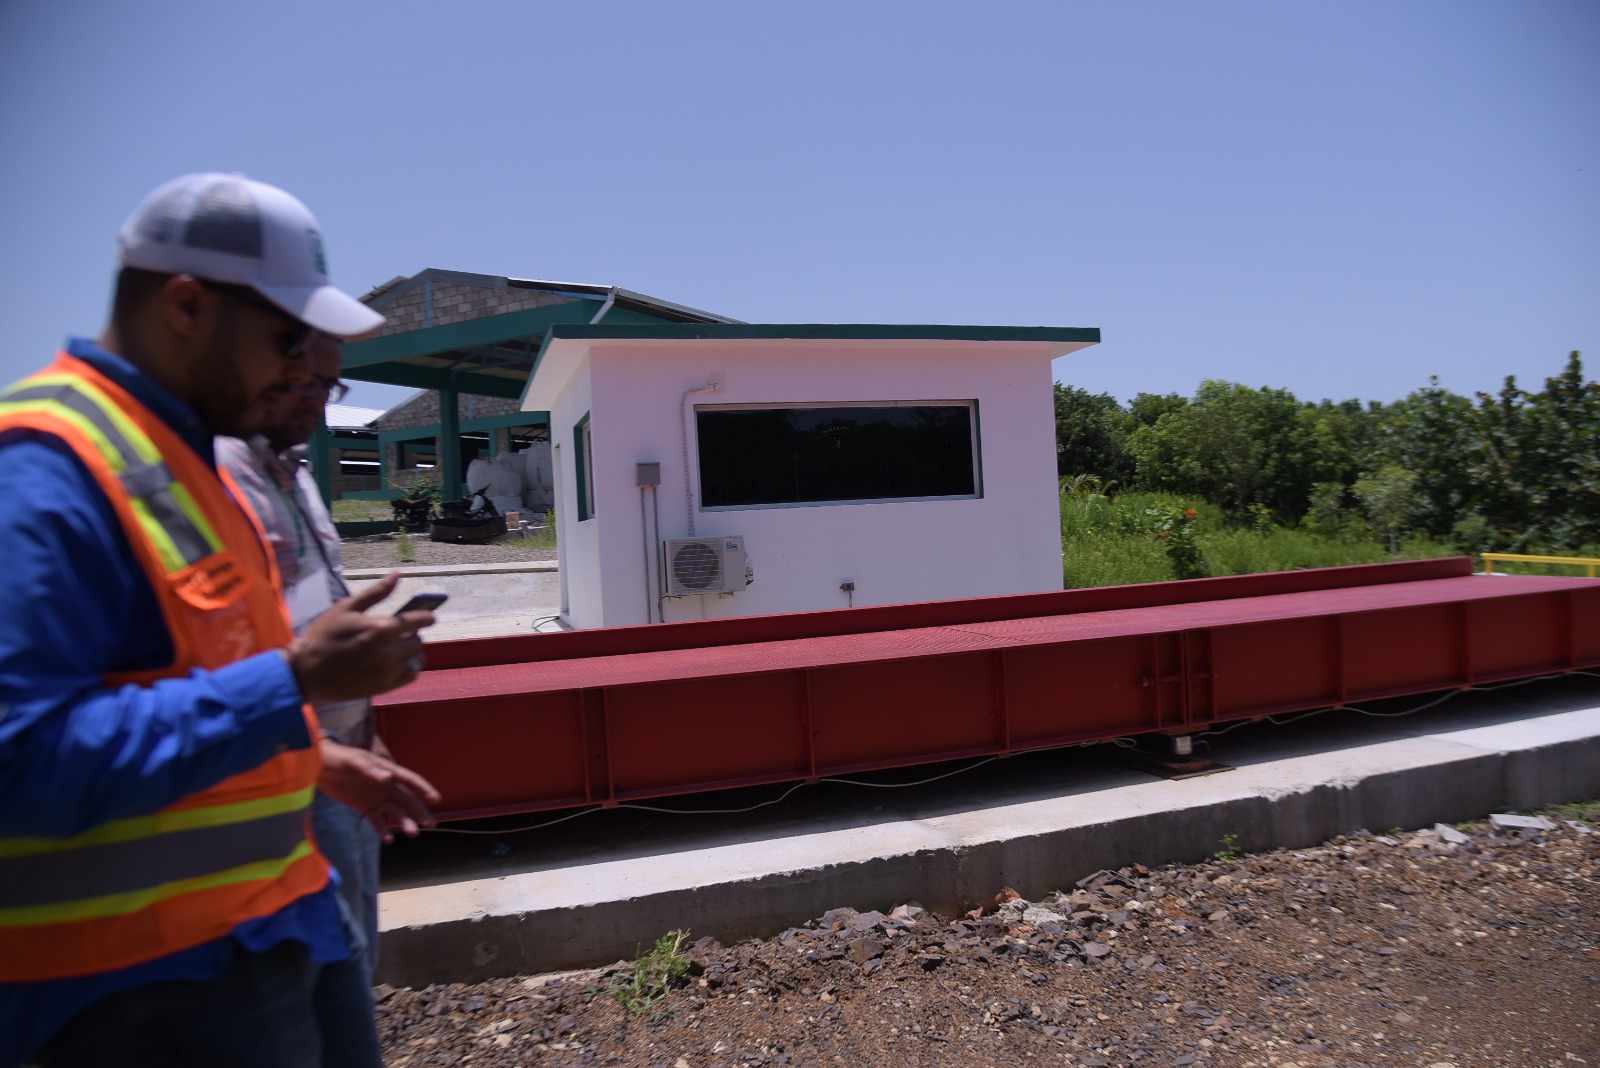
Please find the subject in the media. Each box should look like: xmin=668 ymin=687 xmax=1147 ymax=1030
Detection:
xmin=663 ymin=536 xmax=749 ymax=596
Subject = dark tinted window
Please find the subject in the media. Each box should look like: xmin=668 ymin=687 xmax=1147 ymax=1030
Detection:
xmin=697 ymin=403 xmax=979 ymax=508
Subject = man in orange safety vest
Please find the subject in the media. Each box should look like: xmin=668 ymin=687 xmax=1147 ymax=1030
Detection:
xmin=0 ymin=172 xmax=434 ymax=1067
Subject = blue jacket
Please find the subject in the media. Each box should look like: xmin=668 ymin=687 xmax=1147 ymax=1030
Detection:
xmin=0 ymin=339 xmax=348 ymax=1066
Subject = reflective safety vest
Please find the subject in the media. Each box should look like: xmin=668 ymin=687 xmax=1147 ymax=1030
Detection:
xmin=0 ymin=353 xmax=328 ymax=982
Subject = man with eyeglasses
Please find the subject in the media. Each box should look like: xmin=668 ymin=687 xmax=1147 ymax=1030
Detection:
xmin=218 ymin=336 xmax=441 ymax=986
xmin=0 ymin=173 xmax=432 ymax=1067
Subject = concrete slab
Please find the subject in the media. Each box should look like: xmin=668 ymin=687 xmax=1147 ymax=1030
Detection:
xmin=343 ymin=563 xmax=564 ymax=642
xmin=373 ymin=673 xmax=1600 ymax=986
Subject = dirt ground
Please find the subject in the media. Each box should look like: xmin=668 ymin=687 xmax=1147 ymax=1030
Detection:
xmin=374 ymin=813 xmax=1598 ymax=1068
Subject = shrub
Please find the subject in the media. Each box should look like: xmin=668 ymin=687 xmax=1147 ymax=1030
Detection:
xmin=1145 ymin=503 xmax=1210 ymax=579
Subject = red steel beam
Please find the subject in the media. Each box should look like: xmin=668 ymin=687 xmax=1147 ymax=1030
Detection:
xmin=374 ymin=560 xmax=1600 ymax=821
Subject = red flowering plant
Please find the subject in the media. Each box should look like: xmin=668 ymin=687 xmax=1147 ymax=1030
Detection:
xmin=1144 ymin=503 xmax=1210 ymax=579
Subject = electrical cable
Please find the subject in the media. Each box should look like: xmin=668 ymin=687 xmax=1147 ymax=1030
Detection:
xmin=1198 ymin=669 xmax=1591 ymax=738
xmin=425 ymin=806 xmax=607 ymax=835
xmin=817 ymin=758 xmax=998 ymax=788
xmin=425 ymin=781 xmax=813 ymax=835
xmin=424 ymin=735 xmax=1148 ymax=838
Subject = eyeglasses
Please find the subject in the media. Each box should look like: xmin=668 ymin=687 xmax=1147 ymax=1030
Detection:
xmin=194 ymin=278 xmax=320 ymax=361
xmin=286 ymin=377 xmax=350 ymax=403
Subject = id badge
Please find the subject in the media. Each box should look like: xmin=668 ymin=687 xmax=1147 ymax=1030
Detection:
xmin=285 ymin=566 xmax=335 ymax=631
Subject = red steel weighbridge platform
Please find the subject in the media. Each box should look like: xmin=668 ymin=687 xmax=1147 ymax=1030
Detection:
xmin=374 ymin=559 xmax=1600 ymax=822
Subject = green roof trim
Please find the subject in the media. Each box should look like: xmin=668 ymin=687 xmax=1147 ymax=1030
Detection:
xmin=518 ymin=330 xmax=559 ymax=411
xmin=541 ymin=323 xmax=1101 ymax=344
xmin=342 ymin=301 xmax=604 ymax=368
xmin=376 ymin=409 xmax=548 ymax=445
xmin=340 ymin=361 xmax=526 ymax=399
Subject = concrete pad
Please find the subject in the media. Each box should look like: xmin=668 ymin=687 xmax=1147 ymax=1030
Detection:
xmin=374 ymin=675 xmax=1600 ymax=986
xmin=343 ymin=563 xmax=563 ymax=641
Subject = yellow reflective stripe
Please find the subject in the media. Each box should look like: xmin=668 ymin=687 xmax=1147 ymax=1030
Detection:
xmin=165 ymin=480 xmax=222 ymax=555
xmin=0 ymin=383 xmax=226 ymax=570
xmin=0 ymin=397 xmax=191 ymax=568
xmin=0 ymin=392 xmax=186 ymax=571
xmin=0 ymin=398 xmax=131 ymax=473
xmin=126 ymin=495 xmax=189 ymax=573
xmin=1 ymin=374 xmax=162 ymax=468
xmin=0 ymin=841 xmax=315 ymax=928
xmin=76 ymin=381 xmax=165 ymax=468
xmin=31 ymin=376 xmax=224 ymax=558
xmin=0 ymin=786 xmax=315 ymax=860
xmin=58 ymin=379 xmax=223 ymax=555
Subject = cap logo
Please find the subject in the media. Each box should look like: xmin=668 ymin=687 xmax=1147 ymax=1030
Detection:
xmin=307 ymin=229 xmax=327 ymax=275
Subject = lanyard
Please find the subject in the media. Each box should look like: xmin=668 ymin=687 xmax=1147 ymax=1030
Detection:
xmin=270 ymin=476 xmax=308 ymax=578
xmin=270 ymin=467 xmax=346 ymax=597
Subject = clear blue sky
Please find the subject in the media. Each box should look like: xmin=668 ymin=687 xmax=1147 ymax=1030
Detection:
xmin=2 ymin=0 xmax=1595 ymax=415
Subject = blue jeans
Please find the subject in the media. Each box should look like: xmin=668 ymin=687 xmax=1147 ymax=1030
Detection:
xmin=311 ymin=791 xmax=382 ymax=982
xmin=32 ymin=940 xmax=382 ymax=1068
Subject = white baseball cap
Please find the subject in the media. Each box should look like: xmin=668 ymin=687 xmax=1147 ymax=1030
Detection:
xmin=117 ymin=172 xmax=385 ymax=339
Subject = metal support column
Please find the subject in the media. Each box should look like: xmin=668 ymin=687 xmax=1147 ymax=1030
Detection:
xmin=310 ymin=421 xmax=334 ymax=506
xmin=438 ymin=386 xmax=462 ymax=496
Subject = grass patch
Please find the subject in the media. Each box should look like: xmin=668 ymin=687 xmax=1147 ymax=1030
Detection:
xmin=492 ymin=528 xmax=557 ymax=550
xmin=1062 ymin=489 xmax=1463 ymax=587
xmin=1201 ymin=529 xmax=1454 ymax=575
xmin=1543 ymin=799 xmax=1600 ymax=826
xmin=1063 ymin=533 xmax=1171 ymax=588
xmin=613 ymin=929 xmax=690 ymax=1018
xmin=1213 ymin=832 xmax=1242 ymax=861
xmin=501 ymin=509 xmax=557 ymax=550
xmin=331 ymin=498 xmax=395 ymax=522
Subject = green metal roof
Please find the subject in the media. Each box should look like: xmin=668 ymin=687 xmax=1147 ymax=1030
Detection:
xmin=340 ymin=271 xmax=737 ymax=400
xmin=341 ymin=267 xmax=1100 ymax=403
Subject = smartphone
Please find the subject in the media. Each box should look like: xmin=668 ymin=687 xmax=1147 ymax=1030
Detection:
xmin=393 ymin=592 xmax=448 ymax=616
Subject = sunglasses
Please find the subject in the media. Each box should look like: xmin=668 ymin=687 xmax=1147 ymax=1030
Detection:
xmin=285 ymin=376 xmax=350 ymax=403
xmin=194 ymin=278 xmax=322 ymax=361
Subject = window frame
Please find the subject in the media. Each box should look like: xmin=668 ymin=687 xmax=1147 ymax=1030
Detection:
xmin=695 ymin=399 xmax=983 ymax=512
xmin=573 ymin=413 xmax=595 ymax=521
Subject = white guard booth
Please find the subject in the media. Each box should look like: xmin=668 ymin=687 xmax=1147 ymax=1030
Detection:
xmin=522 ymin=324 xmax=1100 ymax=630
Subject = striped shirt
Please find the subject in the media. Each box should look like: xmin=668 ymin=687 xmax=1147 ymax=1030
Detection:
xmin=217 ymin=435 xmax=372 ymax=747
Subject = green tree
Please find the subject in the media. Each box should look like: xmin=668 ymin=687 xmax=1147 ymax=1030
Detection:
xmin=1296 ymin=398 xmax=1379 ymax=492
xmin=1470 ymin=351 xmax=1600 ymax=549
xmin=1052 ymin=383 xmax=1134 ymax=482
xmin=1352 ymin=465 xmax=1420 ymax=553
xmin=1128 ymin=391 xmax=1188 ymax=428
xmin=1303 ymin=480 xmax=1353 ymax=538
xmin=1127 ymin=380 xmax=1315 ymax=517
xmin=1368 ymin=378 xmax=1474 ymax=538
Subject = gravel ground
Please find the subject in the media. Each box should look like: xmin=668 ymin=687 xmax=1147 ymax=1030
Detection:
xmin=375 ymin=814 xmax=1599 ymax=1068
xmin=340 ymin=532 xmax=557 ymax=570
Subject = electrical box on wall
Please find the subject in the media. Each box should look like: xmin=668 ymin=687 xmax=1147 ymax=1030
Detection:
xmin=663 ymin=536 xmax=749 ymax=596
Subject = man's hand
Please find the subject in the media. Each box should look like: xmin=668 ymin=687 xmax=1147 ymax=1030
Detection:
xmin=317 ymin=739 xmax=442 ymax=844
xmin=284 ymin=572 xmax=438 ymax=702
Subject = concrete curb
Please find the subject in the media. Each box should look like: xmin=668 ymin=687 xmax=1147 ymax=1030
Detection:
xmin=374 ymin=687 xmax=1600 ymax=987
xmin=344 ymin=561 xmax=558 ymax=580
